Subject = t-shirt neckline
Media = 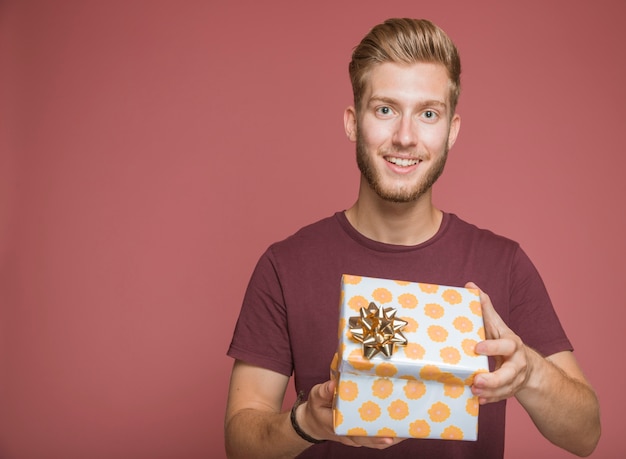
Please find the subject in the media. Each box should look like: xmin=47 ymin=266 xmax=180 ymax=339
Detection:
xmin=334 ymin=211 xmax=451 ymax=253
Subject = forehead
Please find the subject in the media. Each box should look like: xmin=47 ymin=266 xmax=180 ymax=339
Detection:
xmin=360 ymin=62 xmax=452 ymax=107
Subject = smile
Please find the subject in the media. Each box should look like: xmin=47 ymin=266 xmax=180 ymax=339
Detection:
xmin=385 ymin=157 xmax=421 ymax=167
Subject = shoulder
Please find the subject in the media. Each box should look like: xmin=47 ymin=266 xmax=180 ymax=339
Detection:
xmin=438 ymin=213 xmax=525 ymax=281
xmin=444 ymin=213 xmax=520 ymax=251
xmin=267 ymin=212 xmax=345 ymax=257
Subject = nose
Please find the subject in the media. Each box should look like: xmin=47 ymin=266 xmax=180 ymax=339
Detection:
xmin=392 ymin=114 xmax=417 ymax=148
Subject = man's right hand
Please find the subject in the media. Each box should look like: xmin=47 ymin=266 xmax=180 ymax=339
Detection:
xmin=299 ymin=379 xmax=404 ymax=449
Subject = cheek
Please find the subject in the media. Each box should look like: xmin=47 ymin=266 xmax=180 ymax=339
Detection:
xmin=423 ymin=127 xmax=451 ymax=149
xmin=358 ymin=122 xmax=393 ymax=148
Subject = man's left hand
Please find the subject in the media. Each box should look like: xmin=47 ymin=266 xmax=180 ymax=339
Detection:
xmin=465 ymin=281 xmax=534 ymax=405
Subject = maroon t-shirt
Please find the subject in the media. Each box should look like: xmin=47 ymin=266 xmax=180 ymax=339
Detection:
xmin=228 ymin=212 xmax=572 ymax=458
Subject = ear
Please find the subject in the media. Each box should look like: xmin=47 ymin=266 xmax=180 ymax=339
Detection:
xmin=447 ymin=113 xmax=461 ymax=150
xmin=343 ymin=106 xmax=357 ymax=142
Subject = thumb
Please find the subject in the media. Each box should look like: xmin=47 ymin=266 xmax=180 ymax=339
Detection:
xmin=311 ymin=380 xmax=336 ymax=407
xmin=323 ymin=379 xmax=336 ymax=403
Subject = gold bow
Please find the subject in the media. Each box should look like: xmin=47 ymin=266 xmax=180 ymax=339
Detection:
xmin=349 ymin=302 xmax=408 ymax=359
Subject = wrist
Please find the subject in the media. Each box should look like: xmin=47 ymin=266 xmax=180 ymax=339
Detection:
xmin=290 ymin=391 xmax=326 ymax=444
xmin=518 ymin=346 xmax=544 ymax=395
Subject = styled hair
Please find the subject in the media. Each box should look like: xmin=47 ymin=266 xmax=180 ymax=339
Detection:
xmin=349 ymin=18 xmax=461 ymax=114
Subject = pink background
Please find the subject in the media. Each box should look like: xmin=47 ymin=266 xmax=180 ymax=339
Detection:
xmin=1 ymin=1 xmax=624 ymax=458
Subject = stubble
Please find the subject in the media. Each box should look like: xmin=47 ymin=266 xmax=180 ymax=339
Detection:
xmin=355 ymin=132 xmax=449 ymax=203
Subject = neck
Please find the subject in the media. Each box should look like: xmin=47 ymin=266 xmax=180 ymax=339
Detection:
xmin=345 ymin=184 xmax=443 ymax=246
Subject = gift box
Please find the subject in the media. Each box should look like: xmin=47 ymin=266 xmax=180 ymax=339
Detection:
xmin=331 ymin=274 xmax=489 ymax=441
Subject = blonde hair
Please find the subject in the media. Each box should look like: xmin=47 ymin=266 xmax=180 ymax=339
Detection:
xmin=349 ymin=18 xmax=461 ymax=113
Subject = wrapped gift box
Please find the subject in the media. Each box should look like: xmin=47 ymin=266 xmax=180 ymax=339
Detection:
xmin=331 ymin=274 xmax=489 ymax=441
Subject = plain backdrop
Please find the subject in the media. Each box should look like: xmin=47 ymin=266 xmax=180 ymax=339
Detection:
xmin=1 ymin=1 xmax=625 ymax=458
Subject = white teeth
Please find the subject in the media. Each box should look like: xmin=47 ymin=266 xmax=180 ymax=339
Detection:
xmin=386 ymin=157 xmax=419 ymax=167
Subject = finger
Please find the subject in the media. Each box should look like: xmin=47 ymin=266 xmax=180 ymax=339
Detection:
xmin=326 ymin=379 xmax=336 ymax=397
xmin=475 ymin=337 xmax=516 ymax=358
xmin=348 ymin=436 xmax=398 ymax=449
xmin=473 ymin=363 xmax=515 ymax=389
xmin=472 ymin=364 xmax=521 ymax=404
xmin=310 ymin=380 xmax=335 ymax=407
xmin=465 ymin=282 xmax=508 ymax=340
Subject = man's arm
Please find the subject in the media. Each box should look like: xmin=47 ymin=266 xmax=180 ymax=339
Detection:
xmin=467 ymin=283 xmax=601 ymax=457
xmin=224 ymin=360 xmax=311 ymax=459
xmin=224 ymin=360 xmax=400 ymax=458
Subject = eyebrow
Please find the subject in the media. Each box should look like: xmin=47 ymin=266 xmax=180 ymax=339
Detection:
xmin=368 ymin=96 xmax=448 ymax=111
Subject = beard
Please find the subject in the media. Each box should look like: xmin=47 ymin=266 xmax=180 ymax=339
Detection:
xmin=355 ymin=132 xmax=449 ymax=203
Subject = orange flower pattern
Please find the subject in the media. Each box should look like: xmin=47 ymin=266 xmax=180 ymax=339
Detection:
xmin=419 ymin=364 xmax=443 ymax=381
xmin=409 ymin=419 xmax=431 ymax=438
xmin=443 ymin=376 xmax=465 ymax=399
xmin=442 ymin=288 xmax=463 ymax=305
xmin=372 ymin=378 xmax=394 ymax=399
xmin=334 ymin=409 xmax=343 ymax=427
xmin=427 ymin=325 xmax=449 ymax=343
xmin=347 ymin=427 xmax=368 ymax=436
xmin=466 ymin=396 xmax=479 ymax=416
xmin=419 ymin=283 xmax=439 ymax=293
xmin=334 ymin=275 xmax=488 ymax=440
xmin=377 ymin=427 xmax=396 ymax=437
xmin=398 ymin=292 xmax=418 ymax=309
xmin=437 ymin=372 xmax=459 ymax=385
xmin=461 ymin=338 xmax=478 ymax=357
xmin=372 ymin=287 xmax=393 ymax=304
xmin=343 ymin=275 xmax=362 ymax=285
xmin=424 ymin=303 xmax=444 ymax=319
xmin=428 ymin=401 xmax=451 ymax=422
xmin=400 ymin=316 xmax=418 ymax=332
xmin=338 ymin=380 xmax=359 ymax=401
xmin=348 ymin=295 xmax=369 ymax=312
xmin=469 ymin=300 xmax=482 ymax=316
xmin=465 ymin=369 xmax=488 ymax=386
xmin=443 ymin=384 xmax=465 ymax=400
xmin=440 ymin=346 xmax=461 ymax=365
xmin=441 ymin=425 xmax=464 ymax=440
xmin=375 ymin=362 xmax=398 ymax=378
xmin=403 ymin=342 xmax=426 ymax=360
xmin=453 ymin=316 xmax=473 ymax=333
xmin=359 ymin=401 xmax=381 ymax=422
xmin=347 ymin=348 xmax=375 ymax=371
xmin=387 ymin=399 xmax=409 ymax=420
xmin=403 ymin=379 xmax=426 ymax=400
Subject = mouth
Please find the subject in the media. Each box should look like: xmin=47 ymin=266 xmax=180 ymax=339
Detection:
xmin=385 ymin=156 xmax=421 ymax=167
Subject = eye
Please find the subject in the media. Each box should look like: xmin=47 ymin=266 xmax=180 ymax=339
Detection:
xmin=423 ymin=110 xmax=437 ymax=119
xmin=376 ymin=106 xmax=394 ymax=117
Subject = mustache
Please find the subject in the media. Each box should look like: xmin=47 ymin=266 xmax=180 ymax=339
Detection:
xmin=380 ymin=147 xmax=427 ymax=159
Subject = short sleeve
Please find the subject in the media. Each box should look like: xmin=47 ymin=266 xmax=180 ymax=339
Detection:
xmin=508 ymin=247 xmax=573 ymax=357
xmin=227 ymin=248 xmax=294 ymax=376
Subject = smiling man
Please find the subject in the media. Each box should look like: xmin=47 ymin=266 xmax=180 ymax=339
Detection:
xmin=351 ymin=62 xmax=457 ymax=203
xmin=345 ymin=60 xmax=459 ymax=245
xmin=224 ymin=18 xmax=600 ymax=458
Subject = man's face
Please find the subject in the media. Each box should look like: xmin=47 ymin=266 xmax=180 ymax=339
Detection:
xmin=345 ymin=62 xmax=460 ymax=203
